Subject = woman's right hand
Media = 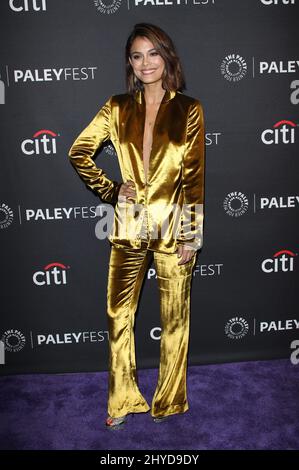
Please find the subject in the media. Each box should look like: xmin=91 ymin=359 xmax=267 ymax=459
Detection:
xmin=118 ymin=180 xmax=136 ymax=203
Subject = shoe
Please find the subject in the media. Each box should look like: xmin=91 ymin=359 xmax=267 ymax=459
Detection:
xmin=105 ymin=414 xmax=127 ymax=430
xmin=152 ymin=416 xmax=168 ymax=423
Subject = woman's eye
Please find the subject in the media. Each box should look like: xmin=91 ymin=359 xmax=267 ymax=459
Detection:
xmin=150 ymin=52 xmax=159 ymax=56
xmin=131 ymin=55 xmax=140 ymax=60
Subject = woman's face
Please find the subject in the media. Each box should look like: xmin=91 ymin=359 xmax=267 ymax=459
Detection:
xmin=129 ymin=36 xmax=165 ymax=87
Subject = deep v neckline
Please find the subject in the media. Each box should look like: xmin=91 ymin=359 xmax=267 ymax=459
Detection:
xmin=141 ymin=91 xmax=166 ymax=183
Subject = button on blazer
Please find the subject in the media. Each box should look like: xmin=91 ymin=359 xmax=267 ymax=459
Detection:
xmin=68 ymin=89 xmax=205 ymax=253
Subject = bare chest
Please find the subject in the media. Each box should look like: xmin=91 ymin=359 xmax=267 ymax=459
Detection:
xmin=142 ymin=104 xmax=160 ymax=181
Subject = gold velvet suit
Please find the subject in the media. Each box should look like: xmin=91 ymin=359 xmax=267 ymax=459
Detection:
xmin=69 ymin=89 xmax=205 ymax=419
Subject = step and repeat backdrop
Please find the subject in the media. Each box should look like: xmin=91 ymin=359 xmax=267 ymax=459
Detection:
xmin=0 ymin=0 xmax=298 ymax=374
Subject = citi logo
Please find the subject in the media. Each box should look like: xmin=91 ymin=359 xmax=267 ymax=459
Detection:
xmin=261 ymin=249 xmax=297 ymax=273
xmin=260 ymin=0 xmax=295 ymax=4
xmin=33 ymin=262 xmax=70 ymax=286
xmin=9 ymin=0 xmax=47 ymax=12
xmin=21 ymin=130 xmax=58 ymax=155
xmin=150 ymin=327 xmax=161 ymax=341
xmin=261 ymin=120 xmax=296 ymax=145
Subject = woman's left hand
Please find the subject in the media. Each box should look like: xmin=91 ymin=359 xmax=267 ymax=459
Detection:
xmin=177 ymin=245 xmax=197 ymax=265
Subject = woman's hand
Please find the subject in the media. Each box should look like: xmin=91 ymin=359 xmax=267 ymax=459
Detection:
xmin=177 ymin=244 xmax=197 ymax=265
xmin=118 ymin=180 xmax=136 ymax=203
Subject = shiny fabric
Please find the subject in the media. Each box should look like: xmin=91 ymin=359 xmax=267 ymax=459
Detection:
xmin=68 ymin=89 xmax=205 ymax=252
xmin=107 ymin=236 xmax=196 ymax=418
xmin=68 ymin=88 xmax=204 ymax=419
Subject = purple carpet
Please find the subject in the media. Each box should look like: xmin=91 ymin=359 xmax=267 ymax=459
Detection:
xmin=0 ymin=359 xmax=298 ymax=450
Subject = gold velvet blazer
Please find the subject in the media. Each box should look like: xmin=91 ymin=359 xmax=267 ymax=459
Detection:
xmin=68 ymin=89 xmax=205 ymax=253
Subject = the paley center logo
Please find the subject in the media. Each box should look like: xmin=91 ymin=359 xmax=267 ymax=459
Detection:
xmin=261 ymin=119 xmax=297 ymax=145
xmin=220 ymin=54 xmax=247 ymax=82
xmin=0 ymin=203 xmax=14 ymax=229
xmin=21 ymin=129 xmax=58 ymax=156
xmin=261 ymin=249 xmax=297 ymax=273
xmin=223 ymin=191 xmax=249 ymax=217
xmin=1 ymin=329 xmax=26 ymax=353
xmin=225 ymin=317 xmax=249 ymax=340
xmin=33 ymin=262 xmax=70 ymax=286
xmin=93 ymin=0 xmax=122 ymax=14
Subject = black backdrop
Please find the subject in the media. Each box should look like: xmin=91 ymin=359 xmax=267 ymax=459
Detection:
xmin=0 ymin=0 xmax=298 ymax=374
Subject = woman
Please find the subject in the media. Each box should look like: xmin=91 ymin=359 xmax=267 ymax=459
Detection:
xmin=68 ymin=23 xmax=205 ymax=429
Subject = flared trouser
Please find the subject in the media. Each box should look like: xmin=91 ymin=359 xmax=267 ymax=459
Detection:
xmin=106 ymin=210 xmax=196 ymax=418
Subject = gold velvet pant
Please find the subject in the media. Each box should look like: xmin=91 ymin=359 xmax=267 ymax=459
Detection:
xmin=106 ymin=208 xmax=196 ymax=418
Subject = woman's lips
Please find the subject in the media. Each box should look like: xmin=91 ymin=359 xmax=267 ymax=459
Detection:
xmin=141 ymin=69 xmax=156 ymax=75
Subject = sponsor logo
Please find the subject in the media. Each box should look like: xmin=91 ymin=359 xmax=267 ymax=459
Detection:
xmin=193 ymin=263 xmax=223 ymax=277
xmin=261 ymin=249 xmax=297 ymax=273
xmin=1 ymin=329 xmax=26 ymax=352
xmin=131 ymin=0 xmax=215 ymax=7
xmin=223 ymin=191 xmax=249 ymax=217
xmin=21 ymin=129 xmax=58 ymax=156
xmin=260 ymin=0 xmax=295 ymax=6
xmin=259 ymin=195 xmax=299 ymax=210
xmin=23 ymin=205 xmax=101 ymax=222
xmin=150 ymin=327 xmax=161 ymax=341
xmin=220 ymin=54 xmax=247 ymax=82
xmin=92 ymin=0 xmax=216 ymax=14
xmin=260 ymin=319 xmax=299 ymax=332
xmin=93 ymin=0 xmax=122 ymax=14
xmin=225 ymin=317 xmax=249 ymax=339
xmin=9 ymin=0 xmax=47 ymax=12
xmin=33 ymin=262 xmax=70 ymax=286
xmin=35 ymin=330 xmax=109 ymax=346
xmin=104 ymin=143 xmax=117 ymax=156
xmin=3 ymin=66 xmax=97 ymax=85
xmin=259 ymin=59 xmax=299 ymax=74
xmin=261 ymin=120 xmax=297 ymax=144
xmin=141 ymin=263 xmax=223 ymax=280
xmin=0 ymin=203 xmax=14 ymax=229
xmin=205 ymin=132 xmax=222 ymax=146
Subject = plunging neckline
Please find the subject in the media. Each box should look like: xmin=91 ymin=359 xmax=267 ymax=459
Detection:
xmin=142 ymin=92 xmax=166 ymax=183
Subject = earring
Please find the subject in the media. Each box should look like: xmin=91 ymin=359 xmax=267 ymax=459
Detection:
xmin=133 ymin=75 xmax=141 ymax=91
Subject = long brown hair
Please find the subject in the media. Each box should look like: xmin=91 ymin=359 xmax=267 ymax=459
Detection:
xmin=125 ymin=23 xmax=186 ymax=94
